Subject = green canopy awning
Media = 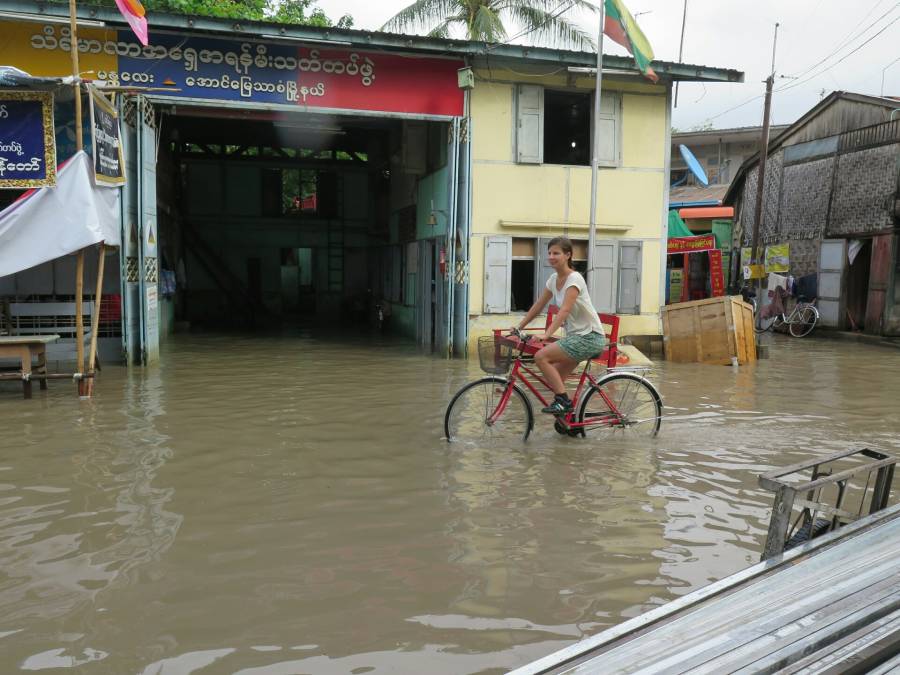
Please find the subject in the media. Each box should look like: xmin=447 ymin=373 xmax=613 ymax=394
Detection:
xmin=667 ymin=210 xmax=694 ymax=239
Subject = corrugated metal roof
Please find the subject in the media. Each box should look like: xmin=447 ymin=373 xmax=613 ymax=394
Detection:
xmin=673 ymin=124 xmax=789 ymax=138
xmin=669 ymin=184 xmax=729 ymax=204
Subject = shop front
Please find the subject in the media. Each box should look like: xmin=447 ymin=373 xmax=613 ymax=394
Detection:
xmin=0 ymin=7 xmax=469 ymax=364
xmin=666 ymin=231 xmax=726 ymax=304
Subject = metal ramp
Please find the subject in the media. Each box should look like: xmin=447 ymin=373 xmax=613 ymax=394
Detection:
xmin=511 ymin=503 xmax=900 ymax=674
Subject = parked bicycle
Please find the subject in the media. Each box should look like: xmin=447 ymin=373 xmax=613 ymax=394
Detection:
xmin=754 ymin=291 xmax=819 ymax=337
xmin=444 ymin=316 xmax=662 ymax=443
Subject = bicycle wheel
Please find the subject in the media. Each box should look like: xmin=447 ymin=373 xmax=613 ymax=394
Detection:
xmin=444 ymin=377 xmax=533 ymax=444
xmin=789 ymin=306 xmax=818 ymax=337
xmin=577 ymin=373 xmax=662 ymax=437
xmin=754 ymin=315 xmax=776 ymax=333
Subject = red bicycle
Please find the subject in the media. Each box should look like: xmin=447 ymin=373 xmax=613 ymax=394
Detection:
xmin=444 ymin=312 xmax=662 ymax=443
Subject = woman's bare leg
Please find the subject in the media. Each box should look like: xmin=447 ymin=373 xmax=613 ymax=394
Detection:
xmin=535 ymin=343 xmax=579 ymax=396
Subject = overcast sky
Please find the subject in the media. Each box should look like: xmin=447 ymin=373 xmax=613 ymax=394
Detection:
xmin=314 ymin=0 xmax=900 ymax=131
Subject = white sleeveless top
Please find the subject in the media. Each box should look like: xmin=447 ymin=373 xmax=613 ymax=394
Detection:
xmin=546 ymin=272 xmax=605 ymax=336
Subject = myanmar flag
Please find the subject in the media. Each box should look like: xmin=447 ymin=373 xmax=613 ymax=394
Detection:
xmin=604 ymin=0 xmax=658 ymax=82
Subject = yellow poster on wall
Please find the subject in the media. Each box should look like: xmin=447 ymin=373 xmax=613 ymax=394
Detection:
xmin=0 ymin=22 xmax=118 ymax=78
xmin=765 ymin=243 xmax=790 ymax=273
xmin=669 ymin=268 xmax=683 ymax=303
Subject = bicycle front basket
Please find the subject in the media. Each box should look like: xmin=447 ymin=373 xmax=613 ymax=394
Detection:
xmin=478 ymin=336 xmax=514 ymax=374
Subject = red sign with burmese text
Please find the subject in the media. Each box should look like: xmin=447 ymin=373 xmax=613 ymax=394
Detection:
xmin=708 ymin=248 xmax=725 ymax=296
xmin=667 ymin=234 xmax=716 ymax=255
xmin=299 ymin=49 xmax=465 ymax=117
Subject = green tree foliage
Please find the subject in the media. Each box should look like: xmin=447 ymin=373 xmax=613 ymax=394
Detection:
xmin=382 ymin=0 xmax=596 ymax=50
xmin=63 ymin=0 xmax=353 ymax=27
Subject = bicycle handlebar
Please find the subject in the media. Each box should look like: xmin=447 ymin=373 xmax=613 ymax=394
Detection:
xmin=508 ymin=328 xmax=534 ymax=342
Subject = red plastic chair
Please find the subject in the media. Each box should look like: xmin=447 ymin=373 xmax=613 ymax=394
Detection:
xmin=545 ymin=305 xmax=623 ymax=368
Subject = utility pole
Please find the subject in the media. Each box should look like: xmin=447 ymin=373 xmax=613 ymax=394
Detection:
xmin=750 ymin=22 xmax=779 ymax=319
xmin=587 ymin=0 xmax=606 ymax=295
xmin=674 ymin=0 xmax=688 ymax=108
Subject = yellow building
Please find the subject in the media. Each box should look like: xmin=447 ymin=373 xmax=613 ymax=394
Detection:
xmin=466 ymin=59 xmax=741 ymax=348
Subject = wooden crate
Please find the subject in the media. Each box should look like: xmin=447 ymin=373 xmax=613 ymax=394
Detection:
xmin=661 ymin=296 xmax=756 ymax=365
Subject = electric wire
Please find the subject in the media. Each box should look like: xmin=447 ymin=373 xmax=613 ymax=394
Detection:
xmin=702 ymin=2 xmax=899 ymax=123
xmin=776 ymin=11 xmax=900 ymax=92
xmin=781 ymin=1 xmax=899 ymax=82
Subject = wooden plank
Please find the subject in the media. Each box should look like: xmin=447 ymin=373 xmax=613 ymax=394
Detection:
xmin=0 ymin=335 xmax=62 ymax=345
xmin=693 ymin=305 xmax=703 ymax=363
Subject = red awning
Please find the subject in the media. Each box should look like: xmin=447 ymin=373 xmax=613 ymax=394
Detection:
xmin=678 ymin=206 xmax=734 ymax=219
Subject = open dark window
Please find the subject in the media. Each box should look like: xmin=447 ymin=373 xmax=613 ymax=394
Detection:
xmin=511 ymin=238 xmax=536 ymax=311
xmin=544 ymin=90 xmax=591 ymax=166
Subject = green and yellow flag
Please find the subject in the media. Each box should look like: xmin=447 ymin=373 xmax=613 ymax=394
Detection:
xmin=604 ymin=0 xmax=658 ymax=82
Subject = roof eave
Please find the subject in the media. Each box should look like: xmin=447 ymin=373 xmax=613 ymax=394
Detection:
xmin=0 ymin=1 xmax=743 ymax=83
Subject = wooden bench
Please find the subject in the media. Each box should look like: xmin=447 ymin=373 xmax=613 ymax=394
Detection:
xmin=0 ymin=335 xmax=59 ymax=399
xmin=6 ymin=302 xmax=95 ymax=366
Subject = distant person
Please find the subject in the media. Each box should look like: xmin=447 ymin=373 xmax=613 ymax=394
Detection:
xmin=512 ymin=237 xmax=606 ymax=415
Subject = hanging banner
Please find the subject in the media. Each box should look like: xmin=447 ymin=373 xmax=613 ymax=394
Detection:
xmin=0 ymin=21 xmax=465 ymax=117
xmin=667 ymin=234 xmax=716 ymax=255
xmin=765 ymin=242 xmax=790 ymax=273
xmin=88 ymin=87 xmax=126 ymax=186
xmin=0 ymin=90 xmax=56 ymax=189
xmin=708 ymin=249 xmax=725 ymax=297
xmin=740 ymin=247 xmax=765 ymax=279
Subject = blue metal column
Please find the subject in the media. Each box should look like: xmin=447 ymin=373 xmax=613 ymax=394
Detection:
xmin=452 ymin=92 xmax=472 ymax=357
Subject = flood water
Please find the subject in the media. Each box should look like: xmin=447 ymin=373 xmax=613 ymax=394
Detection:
xmin=1 ymin=331 xmax=898 ymax=674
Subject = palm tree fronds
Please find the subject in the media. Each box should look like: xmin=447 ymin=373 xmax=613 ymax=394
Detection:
xmin=380 ymin=0 xmax=462 ymax=33
xmin=471 ymin=4 xmax=508 ymax=42
xmin=381 ymin=0 xmax=598 ymax=49
xmin=426 ymin=14 xmax=466 ymax=38
xmin=505 ymin=4 xmax=596 ymax=50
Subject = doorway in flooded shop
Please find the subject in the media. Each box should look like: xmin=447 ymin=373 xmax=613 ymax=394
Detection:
xmin=846 ymin=239 xmax=871 ymax=331
xmin=127 ymin=101 xmax=458 ymax=360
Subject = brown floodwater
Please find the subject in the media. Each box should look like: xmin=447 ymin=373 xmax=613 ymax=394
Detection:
xmin=0 ymin=330 xmax=898 ymax=674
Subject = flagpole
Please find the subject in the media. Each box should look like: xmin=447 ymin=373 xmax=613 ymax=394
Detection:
xmin=588 ymin=0 xmax=606 ymax=296
xmin=68 ymin=0 xmax=88 ymax=396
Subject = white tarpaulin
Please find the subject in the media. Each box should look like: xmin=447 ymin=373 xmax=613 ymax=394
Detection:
xmin=0 ymin=151 xmax=120 ymax=278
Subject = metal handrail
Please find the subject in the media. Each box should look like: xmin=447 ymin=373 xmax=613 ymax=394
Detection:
xmin=758 ymin=447 xmax=896 ymax=560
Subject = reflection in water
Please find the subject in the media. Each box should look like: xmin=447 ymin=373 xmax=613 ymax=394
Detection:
xmin=0 ymin=332 xmax=897 ymax=673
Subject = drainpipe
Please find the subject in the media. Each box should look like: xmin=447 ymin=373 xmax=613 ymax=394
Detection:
xmin=445 ymin=117 xmax=459 ymax=357
xmin=659 ymin=85 xmax=673 ymax=330
xmin=453 ymin=87 xmax=472 ymax=357
xmin=890 ymin=108 xmax=900 ymax=121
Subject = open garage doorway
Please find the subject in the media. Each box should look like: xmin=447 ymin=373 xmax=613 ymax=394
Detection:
xmin=145 ymin=104 xmax=454 ymax=351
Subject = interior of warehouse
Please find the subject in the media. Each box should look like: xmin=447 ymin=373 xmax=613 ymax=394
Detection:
xmin=152 ymin=107 xmax=452 ymax=337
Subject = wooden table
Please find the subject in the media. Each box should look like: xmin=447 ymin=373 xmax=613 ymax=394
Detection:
xmin=0 ymin=335 xmax=60 ymax=399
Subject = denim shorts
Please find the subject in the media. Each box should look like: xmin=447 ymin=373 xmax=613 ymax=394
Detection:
xmin=558 ymin=331 xmax=607 ymax=361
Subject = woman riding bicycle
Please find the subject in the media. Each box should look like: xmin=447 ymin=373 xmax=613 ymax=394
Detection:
xmin=513 ymin=237 xmax=606 ymax=415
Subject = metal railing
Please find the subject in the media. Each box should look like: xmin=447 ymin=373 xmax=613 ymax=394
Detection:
xmin=838 ymin=118 xmax=900 ymax=153
xmin=758 ymin=447 xmax=896 ymax=560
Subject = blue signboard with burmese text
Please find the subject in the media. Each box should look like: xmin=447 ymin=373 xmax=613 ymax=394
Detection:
xmin=0 ymin=91 xmax=56 ymax=189
xmin=114 ymin=33 xmax=304 ymax=105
